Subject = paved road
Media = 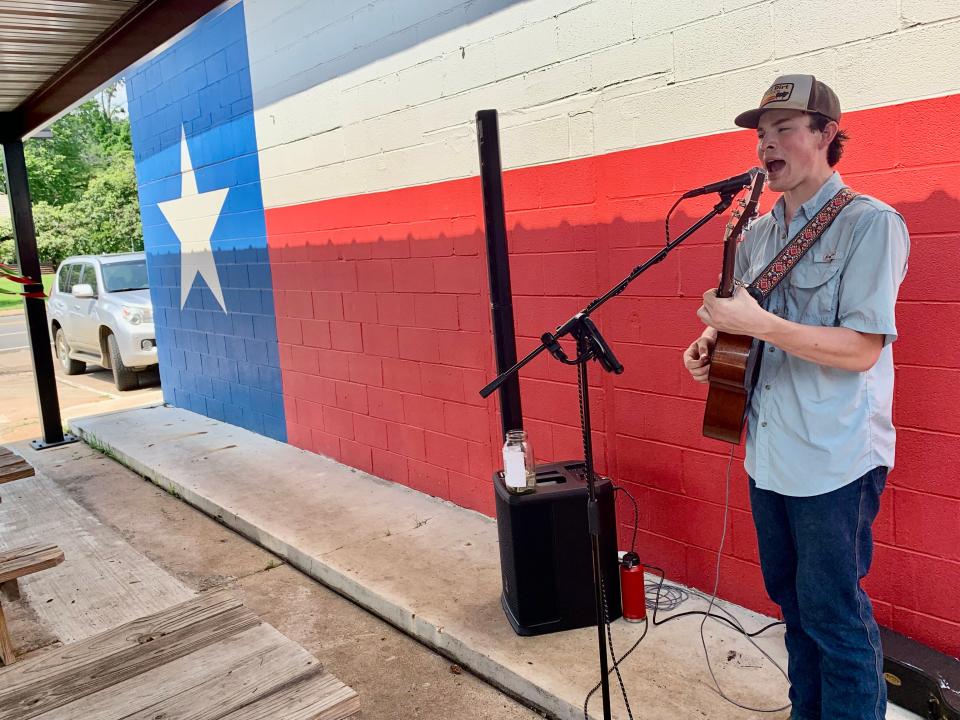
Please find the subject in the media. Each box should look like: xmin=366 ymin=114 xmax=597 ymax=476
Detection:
xmin=0 ymin=312 xmax=30 ymax=352
xmin=0 ymin=314 xmax=163 ymax=442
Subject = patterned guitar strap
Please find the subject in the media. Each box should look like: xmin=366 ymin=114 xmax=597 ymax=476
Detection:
xmin=738 ymin=187 xmax=859 ymax=396
xmin=745 ymin=187 xmax=860 ymax=303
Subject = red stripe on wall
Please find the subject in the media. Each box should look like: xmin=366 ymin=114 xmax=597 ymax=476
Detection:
xmin=265 ymin=93 xmax=960 ymax=656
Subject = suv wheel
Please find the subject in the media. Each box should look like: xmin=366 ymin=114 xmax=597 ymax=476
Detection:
xmin=55 ymin=328 xmax=86 ymax=375
xmin=106 ymin=333 xmax=138 ymax=391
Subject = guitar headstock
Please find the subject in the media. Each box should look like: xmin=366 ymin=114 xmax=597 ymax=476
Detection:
xmin=717 ymin=169 xmax=766 ymax=298
xmin=725 ymin=169 xmax=766 ymax=243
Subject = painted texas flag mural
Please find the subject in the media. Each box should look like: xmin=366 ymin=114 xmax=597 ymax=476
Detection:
xmin=157 ymin=129 xmax=230 ymax=314
xmin=127 ymin=2 xmax=286 ymax=440
xmin=121 ymin=0 xmax=960 ymax=658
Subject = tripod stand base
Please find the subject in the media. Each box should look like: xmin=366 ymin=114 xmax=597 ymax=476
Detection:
xmin=495 ymin=460 xmax=621 ymax=636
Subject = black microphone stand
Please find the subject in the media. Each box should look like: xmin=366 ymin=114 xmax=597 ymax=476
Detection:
xmin=480 ymin=190 xmax=736 ymax=720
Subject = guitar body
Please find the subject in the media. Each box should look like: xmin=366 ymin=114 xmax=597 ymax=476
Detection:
xmin=702 ymin=332 xmax=760 ymax=443
xmin=699 ymin=170 xmax=766 ymax=444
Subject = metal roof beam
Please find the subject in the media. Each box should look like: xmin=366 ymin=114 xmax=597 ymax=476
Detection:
xmin=14 ymin=0 xmax=226 ymax=139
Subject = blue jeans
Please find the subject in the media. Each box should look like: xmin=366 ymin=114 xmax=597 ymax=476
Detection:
xmin=749 ymin=467 xmax=887 ymax=720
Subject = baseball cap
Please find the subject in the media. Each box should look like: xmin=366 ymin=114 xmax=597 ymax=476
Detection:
xmin=734 ymin=74 xmax=841 ymax=128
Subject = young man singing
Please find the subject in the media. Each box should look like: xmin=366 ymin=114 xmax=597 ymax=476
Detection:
xmin=683 ymin=75 xmax=910 ymax=720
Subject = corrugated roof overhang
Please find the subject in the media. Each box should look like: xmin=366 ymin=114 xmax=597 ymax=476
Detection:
xmin=0 ymin=0 xmax=227 ymax=142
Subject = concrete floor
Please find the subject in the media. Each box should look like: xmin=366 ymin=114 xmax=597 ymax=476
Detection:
xmin=4 ymin=440 xmax=543 ymax=720
xmin=67 ymin=406 xmax=798 ymax=720
xmin=64 ymin=405 xmax=927 ymax=720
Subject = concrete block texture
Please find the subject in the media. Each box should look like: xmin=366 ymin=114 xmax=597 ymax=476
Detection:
xmin=124 ymin=0 xmax=960 ymax=660
xmin=773 ymin=0 xmax=899 ymax=57
xmin=239 ymin=0 xmax=956 ymax=205
xmin=673 ymin=4 xmax=774 ymax=82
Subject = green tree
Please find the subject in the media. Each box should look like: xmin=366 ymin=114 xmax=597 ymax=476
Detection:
xmin=0 ymin=80 xmax=142 ymax=267
xmin=72 ymin=156 xmax=143 ymax=255
xmin=0 ymin=215 xmax=13 ymax=264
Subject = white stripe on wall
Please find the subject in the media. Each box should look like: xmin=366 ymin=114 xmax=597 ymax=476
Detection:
xmin=243 ymin=0 xmax=960 ymax=209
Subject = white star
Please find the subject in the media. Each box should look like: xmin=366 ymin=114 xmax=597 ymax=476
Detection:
xmin=158 ymin=128 xmax=230 ymax=312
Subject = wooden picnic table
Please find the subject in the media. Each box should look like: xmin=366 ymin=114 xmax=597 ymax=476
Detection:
xmin=0 ymin=447 xmax=34 ymax=485
xmin=0 ymin=588 xmax=359 ymax=719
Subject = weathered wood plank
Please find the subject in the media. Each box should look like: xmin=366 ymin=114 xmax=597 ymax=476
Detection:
xmin=0 ymin=455 xmax=27 ymax=470
xmin=221 ymin=670 xmax=361 ymax=720
xmin=0 ymin=589 xmax=260 ymax=720
xmin=0 ymin=473 xmax=194 ymax=643
xmin=102 ymin=632 xmax=324 ymax=720
xmin=0 ymin=467 xmax=34 ymax=483
xmin=0 ymin=450 xmax=33 ymax=483
xmin=0 ymin=447 xmax=33 ymax=481
xmin=0 ymin=543 xmax=58 ymax=565
xmin=0 ymin=589 xmax=239 ymax=687
xmin=0 ymin=447 xmax=27 ymax=466
xmin=0 ymin=602 xmax=15 ymax=666
xmin=0 ymin=454 xmax=28 ymax=469
xmin=32 ymin=624 xmax=311 ymax=720
xmin=0 ymin=544 xmax=63 ymax=584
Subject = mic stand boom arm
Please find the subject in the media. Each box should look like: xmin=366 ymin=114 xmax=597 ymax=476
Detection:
xmin=478 ymin=191 xmax=735 ymax=720
xmin=479 ymin=191 xmax=735 ymax=400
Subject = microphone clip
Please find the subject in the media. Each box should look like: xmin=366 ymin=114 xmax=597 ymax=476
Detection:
xmin=541 ymin=332 xmax=568 ymax=362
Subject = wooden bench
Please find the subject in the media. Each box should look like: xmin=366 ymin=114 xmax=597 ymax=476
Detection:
xmin=0 ymin=588 xmax=359 ymax=719
xmin=0 ymin=447 xmax=34 ymax=486
xmin=0 ymin=543 xmax=64 ymax=665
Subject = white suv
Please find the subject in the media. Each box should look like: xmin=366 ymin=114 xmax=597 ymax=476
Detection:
xmin=48 ymin=252 xmax=158 ymax=391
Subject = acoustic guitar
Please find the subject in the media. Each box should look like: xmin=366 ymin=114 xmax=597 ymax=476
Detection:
xmin=702 ymin=170 xmax=766 ymax=444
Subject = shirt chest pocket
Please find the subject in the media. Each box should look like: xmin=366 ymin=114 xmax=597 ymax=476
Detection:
xmin=786 ymin=250 xmax=844 ymax=323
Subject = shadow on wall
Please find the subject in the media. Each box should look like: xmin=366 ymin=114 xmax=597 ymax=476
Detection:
xmin=143 ymin=179 xmax=960 ymax=652
xmin=123 ymin=0 xmax=960 ymax=653
xmin=246 ymin=0 xmax=527 ymax=109
xmin=260 ymin=181 xmax=959 ymax=638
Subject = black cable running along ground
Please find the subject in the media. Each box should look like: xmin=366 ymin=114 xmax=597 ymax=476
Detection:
xmin=614 ymin=484 xmax=784 ymax=637
xmin=582 ymin=472 xmax=790 ymax=716
xmin=694 ymin=446 xmax=790 ymax=713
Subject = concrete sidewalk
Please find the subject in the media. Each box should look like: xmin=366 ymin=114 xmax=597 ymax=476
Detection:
xmin=3 ymin=439 xmax=540 ymax=719
xmin=69 ymin=405 xmax=919 ymax=720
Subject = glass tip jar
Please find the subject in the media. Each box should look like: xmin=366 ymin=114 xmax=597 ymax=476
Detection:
xmin=502 ymin=429 xmax=536 ymax=494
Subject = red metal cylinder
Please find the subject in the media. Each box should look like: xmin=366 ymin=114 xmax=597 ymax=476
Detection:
xmin=620 ymin=552 xmax=646 ymax=622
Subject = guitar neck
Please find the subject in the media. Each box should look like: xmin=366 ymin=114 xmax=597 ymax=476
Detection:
xmin=717 ymin=233 xmax=738 ymax=299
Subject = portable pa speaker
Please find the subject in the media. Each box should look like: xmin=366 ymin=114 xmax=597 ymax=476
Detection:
xmin=494 ymin=460 xmax=621 ymax=636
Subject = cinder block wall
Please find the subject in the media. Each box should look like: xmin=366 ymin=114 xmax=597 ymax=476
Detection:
xmin=128 ymin=0 xmax=960 ymax=655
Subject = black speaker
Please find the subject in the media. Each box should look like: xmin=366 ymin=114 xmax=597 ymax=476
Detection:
xmin=494 ymin=460 xmax=621 ymax=636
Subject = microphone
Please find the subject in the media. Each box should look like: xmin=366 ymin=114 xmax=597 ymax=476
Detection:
xmin=681 ymin=168 xmax=761 ymax=199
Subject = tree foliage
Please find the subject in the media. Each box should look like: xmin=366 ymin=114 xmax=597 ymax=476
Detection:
xmin=0 ymin=83 xmax=142 ymax=267
xmin=0 ymin=215 xmax=12 ymax=265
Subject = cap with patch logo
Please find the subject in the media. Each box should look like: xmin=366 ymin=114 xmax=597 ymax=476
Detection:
xmin=734 ymin=74 xmax=841 ymax=128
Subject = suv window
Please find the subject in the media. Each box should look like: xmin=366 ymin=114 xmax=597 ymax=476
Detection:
xmin=79 ymin=264 xmax=98 ymax=295
xmin=58 ymin=264 xmax=75 ymax=293
xmin=101 ymin=259 xmax=148 ymax=292
xmin=66 ymin=264 xmax=82 ymax=293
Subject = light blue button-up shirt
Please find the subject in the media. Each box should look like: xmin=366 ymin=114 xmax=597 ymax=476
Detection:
xmin=735 ymin=172 xmax=910 ymax=496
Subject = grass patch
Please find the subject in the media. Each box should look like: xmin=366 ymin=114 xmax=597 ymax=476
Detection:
xmin=0 ymin=274 xmax=55 ymax=310
xmin=84 ymin=433 xmax=121 ymax=463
